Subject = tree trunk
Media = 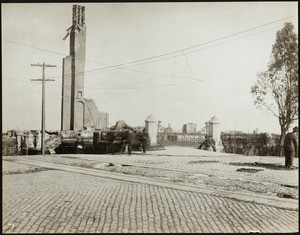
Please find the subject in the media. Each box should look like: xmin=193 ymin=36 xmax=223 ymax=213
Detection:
xmin=279 ymin=123 xmax=289 ymax=157
xmin=279 ymin=132 xmax=285 ymax=157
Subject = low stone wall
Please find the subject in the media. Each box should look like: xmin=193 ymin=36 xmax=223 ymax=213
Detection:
xmin=220 ymin=132 xmax=280 ymax=156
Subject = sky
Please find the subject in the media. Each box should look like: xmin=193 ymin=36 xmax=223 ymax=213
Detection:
xmin=2 ymin=2 xmax=298 ymax=134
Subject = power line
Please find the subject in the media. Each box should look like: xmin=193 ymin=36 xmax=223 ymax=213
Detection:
xmin=3 ymin=22 xmax=289 ymax=93
xmin=183 ymin=52 xmax=195 ymax=80
xmin=3 ymin=21 xmax=286 ymax=93
xmin=2 ymin=38 xmax=197 ymax=82
xmin=48 ymin=15 xmax=296 ymax=75
xmin=104 ymin=22 xmax=291 ymax=71
xmin=3 ymin=77 xmax=35 ymax=83
xmin=2 ymin=15 xmax=296 ymax=81
xmin=3 ymin=83 xmax=41 ymax=101
xmin=172 ymin=56 xmax=177 ymax=86
xmin=2 ymin=38 xmax=67 ymax=57
xmin=4 ymin=83 xmax=35 ymax=99
xmin=47 ymin=82 xmax=174 ymax=90
xmin=48 ymin=17 xmax=297 ymax=79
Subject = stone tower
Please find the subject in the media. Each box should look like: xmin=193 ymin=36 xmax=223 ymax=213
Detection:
xmin=61 ymin=5 xmax=109 ymax=131
xmin=61 ymin=5 xmax=87 ymax=130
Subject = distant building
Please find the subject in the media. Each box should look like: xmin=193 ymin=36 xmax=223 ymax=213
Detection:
xmin=163 ymin=124 xmax=173 ymax=133
xmin=182 ymin=123 xmax=197 ymax=134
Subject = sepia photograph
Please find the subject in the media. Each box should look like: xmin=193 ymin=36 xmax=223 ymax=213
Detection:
xmin=2 ymin=1 xmax=298 ymax=233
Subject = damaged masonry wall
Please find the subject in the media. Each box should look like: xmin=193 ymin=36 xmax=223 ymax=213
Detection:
xmin=61 ymin=5 xmax=108 ymax=131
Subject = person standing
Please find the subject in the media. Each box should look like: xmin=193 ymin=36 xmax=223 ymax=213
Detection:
xmin=127 ymin=130 xmax=135 ymax=155
xmin=141 ymin=128 xmax=149 ymax=154
xmin=283 ymin=126 xmax=298 ymax=169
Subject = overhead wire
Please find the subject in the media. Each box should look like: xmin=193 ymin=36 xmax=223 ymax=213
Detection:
xmin=172 ymin=56 xmax=177 ymax=86
xmin=3 ymin=77 xmax=34 ymax=83
xmin=42 ymin=21 xmax=293 ymax=84
xmin=46 ymin=15 xmax=297 ymax=76
xmin=3 ymin=83 xmax=41 ymax=102
xmin=3 ymin=22 xmax=294 ymax=93
xmin=47 ymin=82 xmax=173 ymax=91
xmin=92 ymin=21 xmax=296 ymax=75
xmin=2 ymin=38 xmax=197 ymax=82
xmin=3 ymin=80 xmax=41 ymax=99
xmin=183 ymin=52 xmax=195 ymax=80
xmin=56 ymin=18 xmax=297 ymax=80
xmin=2 ymin=16 xmax=297 ymax=93
xmin=2 ymin=15 xmax=297 ymax=82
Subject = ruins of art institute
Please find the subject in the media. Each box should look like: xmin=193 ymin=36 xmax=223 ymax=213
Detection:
xmin=2 ymin=5 xmax=281 ymax=157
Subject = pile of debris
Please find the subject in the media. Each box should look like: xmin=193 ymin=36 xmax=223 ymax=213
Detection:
xmin=110 ymin=120 xmax=134 ymax=131
xmin=45 ymin=134 xmax=62 ymax=154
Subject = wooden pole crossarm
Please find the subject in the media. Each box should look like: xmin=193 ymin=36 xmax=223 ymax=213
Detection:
xmin=30 ymin=62 xmax=56 ymax=155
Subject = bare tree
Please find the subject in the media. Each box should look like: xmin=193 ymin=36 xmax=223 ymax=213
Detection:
xmin=251 ymin=22 xmax=298 ymax=155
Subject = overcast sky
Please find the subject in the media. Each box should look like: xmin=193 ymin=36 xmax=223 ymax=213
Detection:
xmin=2 ymin=2 xmax=298 ymax=133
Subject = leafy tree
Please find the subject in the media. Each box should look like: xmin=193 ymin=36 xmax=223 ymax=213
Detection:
xmin=251 ymin=22 xmax=298 ymax=155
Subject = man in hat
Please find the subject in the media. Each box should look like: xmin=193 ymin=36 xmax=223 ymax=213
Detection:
xmin=283 ymin=126 xmax=298 ymax=169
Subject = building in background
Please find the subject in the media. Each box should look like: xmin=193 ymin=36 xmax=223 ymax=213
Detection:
xmin=182 ymin=123 xmax=197 ymax=134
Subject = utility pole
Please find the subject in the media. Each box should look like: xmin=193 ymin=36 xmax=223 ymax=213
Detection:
xmin=31 ymin=62 xmax=56 ymax=155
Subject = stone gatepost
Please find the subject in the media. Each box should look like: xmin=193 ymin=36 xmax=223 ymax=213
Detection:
xmin=36 ymin=131 xmax=42 ymax=150
xmin=16 ymin=131 xmax=22 ymax=153
xmin=205 ymin=116 xmax=223 ymax=152
xmin=145 ymin=114 xmax=158 ymax=145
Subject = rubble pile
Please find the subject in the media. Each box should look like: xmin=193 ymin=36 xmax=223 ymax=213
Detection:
xmin=45 ymin=134 xmax=62 ymax=154
xmin=110 ymin=120 xmax=134 ymax=131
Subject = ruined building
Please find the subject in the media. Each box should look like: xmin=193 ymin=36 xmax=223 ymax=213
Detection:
xmin=61 ymin=5 xmax=108 ymax=130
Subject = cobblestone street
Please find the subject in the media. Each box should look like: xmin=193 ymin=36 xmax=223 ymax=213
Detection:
xmin=2 ymin=148 xmax=299 ymax=233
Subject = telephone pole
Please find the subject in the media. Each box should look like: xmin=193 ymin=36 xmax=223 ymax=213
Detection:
xmin=31 ymin=62 xmax=56 ymax=155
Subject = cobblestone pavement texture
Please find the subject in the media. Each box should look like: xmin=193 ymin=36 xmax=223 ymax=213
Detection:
xmin=2 ymin=147 xmax=299 ymax=233
xmin=3 ymin=169 xmax=298 ymax=233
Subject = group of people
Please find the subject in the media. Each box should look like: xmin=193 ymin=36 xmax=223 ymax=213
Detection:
xmin=125 ymin=128 xmax=149 ymax=155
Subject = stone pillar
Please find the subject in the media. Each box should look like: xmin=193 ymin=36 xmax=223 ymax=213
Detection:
xmin=28 ymin=132 xmax=34 ymax=148
xmin=16 ymin=132 xmax=22 ymax=152
xmin=145 ymin=114 xmax=158 ymax=145
xmin=35 ymin=131 xmax=42 ymax=150
xmin=205 ymin=116 xmax=223 ymax=152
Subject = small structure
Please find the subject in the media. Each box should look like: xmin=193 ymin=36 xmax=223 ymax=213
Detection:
xmin=162 ymin=123 xmax=173 ymax=133
xmin=205 ymin=116 xmax=223 ymax=152
xmin=145 ymin=114 xmax=158 ymax=145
